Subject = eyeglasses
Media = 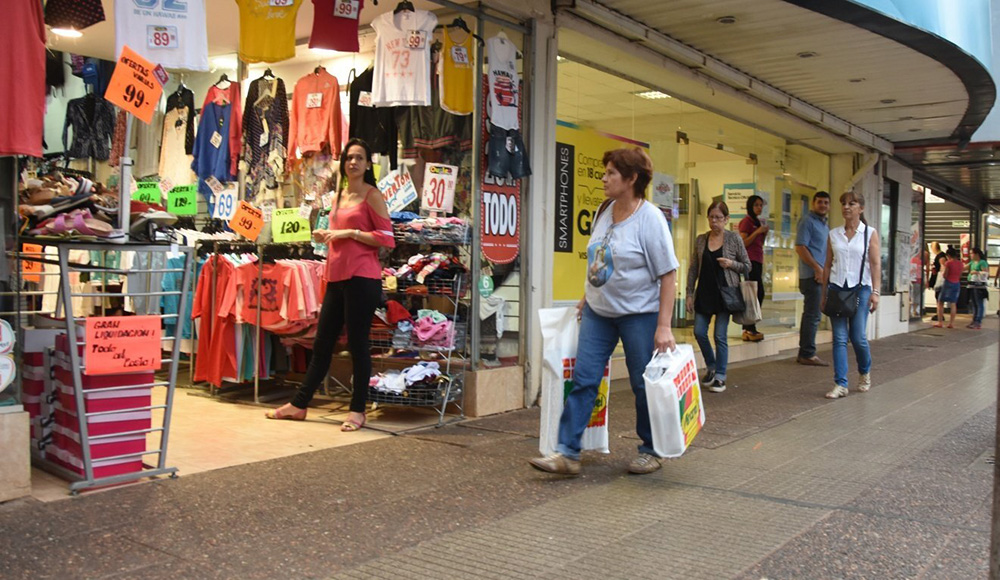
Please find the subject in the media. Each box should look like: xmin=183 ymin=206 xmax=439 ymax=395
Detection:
xmin=708 ymin=215 xmax=727 ymax=222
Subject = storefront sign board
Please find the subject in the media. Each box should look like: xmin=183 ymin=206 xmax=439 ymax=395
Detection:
xmin=84 ymin=316 xmax=161 ymax=376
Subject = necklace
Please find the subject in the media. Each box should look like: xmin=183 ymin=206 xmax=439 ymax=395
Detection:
xmin=613 ymin=199 xmax=643 ymax=223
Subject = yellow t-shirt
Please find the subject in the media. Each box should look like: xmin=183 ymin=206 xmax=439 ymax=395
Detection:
xmin=236 ymin=0 xmax=303 ymax=64
xmin=440 ymin=28 xmax=474 ymax=115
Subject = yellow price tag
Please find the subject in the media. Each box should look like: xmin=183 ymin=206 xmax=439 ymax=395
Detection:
xmin=272 ymin=208 xmax=311 ymax=243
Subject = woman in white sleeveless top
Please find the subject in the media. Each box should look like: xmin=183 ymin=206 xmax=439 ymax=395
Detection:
xmin=821 ymin=191 xmax=881 ymax=399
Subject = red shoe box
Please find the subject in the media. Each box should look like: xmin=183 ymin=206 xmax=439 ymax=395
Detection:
xmin=53 ymin=365 xmax=155 ymax=391
xmin=54 ymin=406 xmax=152 ymax=438
xmin=23 ymin=352 xmax=44 ymax=366
xmin=55 ymin=333 xmax=85 ymax=357
xmin=23 ymin=395 xmax=41 ymax=418
xmin=55 ymin=381 xmax=152 ymax=415
xmin=46 ymin=446 xmax=143 ymax=479
xmin=22 ymin=377 xmax=45 ymax=396
xmin=51 ymin=424 xmax=146 ymax=461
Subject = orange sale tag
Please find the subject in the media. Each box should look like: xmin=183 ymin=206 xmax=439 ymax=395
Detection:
xmin=105 ymin=45 xmax=164 ymax=125
xmin=21 ymin=244 xmax=43 ymax=283
xmin=84 ymin=316 xmax=162 ymax=376
xmin=229 ymin=200 xmax=264 ymax=241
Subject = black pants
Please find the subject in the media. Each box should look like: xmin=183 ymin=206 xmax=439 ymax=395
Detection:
xmin=743 ymin=261 xmax=765 ymax=331
xmin=292 ymin=277 xmax=382 ymax=413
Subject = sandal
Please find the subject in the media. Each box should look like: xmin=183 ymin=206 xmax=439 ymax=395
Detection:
xmin=264 ymin=405 xmax=306 ymax=421
xmin=341 ymin=413 xmax=366 ymax=432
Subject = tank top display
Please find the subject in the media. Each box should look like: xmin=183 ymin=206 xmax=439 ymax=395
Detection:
xmin=371 ymin=9 xmax=438 ymax=107
xmin=487 ymin=34 xmax=520 ymax=130
xmin=309 ymin=0 xmax=364 ymax=53
xmin=440 ymin=28 xmax=474 ymax=115
xmin=236 ymin=0 xmax=303 ymax=64
xmin=114 ymin=0 xmax=209 ymax=71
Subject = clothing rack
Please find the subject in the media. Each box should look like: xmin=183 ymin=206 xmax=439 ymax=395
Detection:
xmin=192 ymin=239 xmax=320 ymax=404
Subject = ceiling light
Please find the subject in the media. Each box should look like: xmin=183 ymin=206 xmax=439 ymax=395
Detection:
xmin=51 ymin=27 xmax=83 ymax=38
xmin=310 ymin=48 xmax=341 ymax=56
xmin=797 ymin=51 xmax=818 ymax=59
xmin=716 ymin=16 xmax=737 ymax=24
xmin=633 ymin=90 xmax=672 ymax=100
xmin=880 ymin=98 xmax=897 ymax=104
xmin=849 ymin=78 xmax=865 ymax=83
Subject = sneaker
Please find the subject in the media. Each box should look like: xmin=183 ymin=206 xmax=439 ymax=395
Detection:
xmin=528 ymin=453 xmax=580 ymax=475
xmin=745 ymin=331 xmax=764 ymax=342
xmin=628 ymin=453 xmax=662 ymax=474
xmin=701 ymin=368 xmax=716 ymax=385
xmin=706 ymin=378 xmax=726 ymax=393
xmin=858 ymin=373 xmax=871 ymax=392
xmin=825 ymin=385 xmax=848 ymax=399
xmin=741 ymin=330 xmax=752 ymax=341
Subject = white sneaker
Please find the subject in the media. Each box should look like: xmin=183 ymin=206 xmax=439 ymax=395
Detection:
xmin=825 ymin=385 xmax=848 ymax=399
xmin=858 ymin=373 xmax=871 ymax=392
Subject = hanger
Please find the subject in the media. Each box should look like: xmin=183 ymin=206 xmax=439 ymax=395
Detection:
xmin=314 ymin=64 xmax=325 ymax=75
xmin=263 ymin=68 xmax=275 ymax=79
xmin=393 ymin=1 xmax=414 ymax=14
xmin=215 ymin=73 xmax=230 ymax=89
xmin=437 ymin=15 xmax=485 ymax=46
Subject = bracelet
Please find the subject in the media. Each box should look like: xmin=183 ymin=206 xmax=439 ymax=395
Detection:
xmin=872 ymin=289 xmax=880 ymax=296
xmin=354 ymin=229 xmax=360 ymax=240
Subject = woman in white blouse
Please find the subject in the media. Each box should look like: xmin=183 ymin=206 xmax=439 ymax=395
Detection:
xmin=821 ymin=190 xmax=881 ymax=399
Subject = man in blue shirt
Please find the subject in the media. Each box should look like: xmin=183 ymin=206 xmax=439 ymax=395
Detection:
xmin=795 ymin=191 xmax=831 ymax=366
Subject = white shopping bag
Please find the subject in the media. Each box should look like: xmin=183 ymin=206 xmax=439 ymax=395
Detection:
xmin=643 ymin=344 xmax=705 ymax=458
xmin=538 ymin=307 xmax=611 ymax=456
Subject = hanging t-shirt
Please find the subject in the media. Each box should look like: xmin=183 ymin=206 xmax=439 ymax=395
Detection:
xmin=236 ymin=0 xmax=303 ymax=64
xmin=440 ymin=28 xmax=474 ymax=115
xmin=371 ymin=9 xmax=438 ymax=107
xmin=309 ymin=0 xmax=364 ymax=53
xmin=349 ymin=66 xmax=397 ymax=161
xmin=114 ymin=0 xmax=209 ymax=71
xmin=159 ymin=107 xmax=196 ymax=188
xmin=487 ymin=34 xmax=520 ymax=130
xmin=191 ymin=102 xmax=234 ymax=203
xmin=1 ymin=0 xmax=45 ymax=157
xmin=288 ymin=68 xmax=343 ymax=158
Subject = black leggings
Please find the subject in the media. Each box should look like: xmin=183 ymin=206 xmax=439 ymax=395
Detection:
xmin=291 ymin=277 xmax=382 ymax=413
xmin=743 ymin=261 xmax=765 ymax=331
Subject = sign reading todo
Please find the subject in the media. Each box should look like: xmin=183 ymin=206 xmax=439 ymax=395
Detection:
xmin=421 ymin=163 xmax=457 ymax=213
xmin=84 ymin=316 xmax=162 ymax=376
xmin=230 ymin=201 xmax=264 ymax=241
xmin=272 ymin=208 xmax=311 ymax=243
xmin=105 ymin=45 xmax=163 ymax=125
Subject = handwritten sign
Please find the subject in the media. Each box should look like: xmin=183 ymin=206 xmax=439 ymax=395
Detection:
xmin=377 ymin=167 xmax=418 ymax=213
xmin=105 ymin=45 xmax=163 ymax=125
xmin=212 ymin=187 xmax=237 ymax=220
xmin=272 ymin=208 xmax=311 ymax=243
xmin=167 ymin=184 xmax=198 ymax=215
xmin=230 ymin=201 xmax=264 ymax=241
xmin=132 ymin=181 xmax=162 ymax=204
xmin=421 ymin=163 xmax=457 ymax=213
xmin=84 ymin=316 xmax=162 ymax=376
xmin=21 ymin=243 xmax=43 ymax=284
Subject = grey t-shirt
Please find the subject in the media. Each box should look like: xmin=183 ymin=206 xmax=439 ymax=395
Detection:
xmin=585 ymin=200 xmax=680 ymax=317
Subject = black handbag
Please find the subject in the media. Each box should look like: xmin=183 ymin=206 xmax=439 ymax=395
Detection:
xmin=823 ymin=224 xmax=868 ymax=318
xmin=714 ymin=247 xmax=745 ymax=314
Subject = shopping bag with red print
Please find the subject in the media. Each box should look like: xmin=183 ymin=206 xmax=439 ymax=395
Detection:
xmin=643 ymin=344 xmax=705 ymax=458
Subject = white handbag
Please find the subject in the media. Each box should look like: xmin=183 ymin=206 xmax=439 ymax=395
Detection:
xmin=643 ymin=344 xmax=706 ymax=458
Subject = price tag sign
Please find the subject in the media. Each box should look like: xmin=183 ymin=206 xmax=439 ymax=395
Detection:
xmin=21 ymin=243 xmax=43 ymax=284
xmin=407 ymin=30 xmax=427 ymax=50
xmin=167 ymin=184 xmax=198 ymax=215
xmin=210 ymin=131 xmax=223 ymax=148
xmin=261 ymin=202 xmax=275 ymax=223
xmin=297 ymin=204 xmax=313 ymax=220
xmin=212 ymin=187 xmax=237 ymax=220
xmin=205 ymin=176 xmax=225 ymax=195
xmin=132 ymin=181 xmax=162 ymax=204
xmin=269 ymin=0 xmax=294 ymax=5
xmin=334 ymin=0 xmax=360 ymax=19
xmin=84 ymin=316 xmax=162 ymax=376
xmin=147 ymin=25 xmax=178 ymax=49
xmin=105 ymin=45 xmax=163 ymax=125
xmin=377 ymin=167 xmax=419 ymax=213
xmin=451 ymin=46 xmax=470 ymax=66
xmin=272 ymin=208 xmax=312 ymax=243
xmin=229 ymin=201 xmax=265 ymax=241
xmin=305 ymin=93 xmax=323 ymax=108
xmin=421 ymin=163 xmax=457 ymax=213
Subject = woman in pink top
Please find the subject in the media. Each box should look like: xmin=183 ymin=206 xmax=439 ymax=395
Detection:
xmin=267 ymin=139 xmax=394 ymax=430
xmin=934 ymin=247 xmax=964 ymax=329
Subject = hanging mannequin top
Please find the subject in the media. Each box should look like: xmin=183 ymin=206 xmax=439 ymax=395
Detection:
xmin=114 ymin=0 xmax=208 ymax=71
xmin=309 ymin=0 xmax=365 ymax=53
xmin=486 ymin=33 xmax=520 ymax=130
xmin=236 ymin=0 xmax=304 ymax=63
xmin=371 ymin=8 xmax=438 ymax=107
xmin=288 ymin=67 xmax=343 ymax=158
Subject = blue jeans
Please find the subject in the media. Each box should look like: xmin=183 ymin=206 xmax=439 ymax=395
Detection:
xmin=556 ymin=304 xmax=659 ymax=460
xmin=798 ymin=277 xmax=823 ymax=358
xmin=970 ymin=287 xmax=986 ymax=324
xmin=829 ymin=284 xmax=872 ymax=388
xmin=694 ymin=311 xmax=730 ymax=379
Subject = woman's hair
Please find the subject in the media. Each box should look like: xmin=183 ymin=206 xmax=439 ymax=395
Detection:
xmin=602 ymin=147 xmax=653 ymax=197
xmin=839 ymin=190 xmax=867 ymax=224
xmin=339 ymin=138 xmax=378 ymax=188
xmin=746 ymin=194 xmax=763 ymax=226
xmin=707 ymin=200 xmax=730 ymax=218
xmin=946 ymin=247 xmax=960 ymax=259
xmin=971 ymin=246 xmax=984 ymax=260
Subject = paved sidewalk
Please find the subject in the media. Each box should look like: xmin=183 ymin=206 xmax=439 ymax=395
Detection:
xmin=1 ymin=322 xmax=995 ymax=579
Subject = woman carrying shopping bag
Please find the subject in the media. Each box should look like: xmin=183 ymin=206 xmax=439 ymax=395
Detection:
xmin=738 ymin=195 xmax=768 ymax=341
xmin=686 ymin=201 xmax=752 ymax=393
xmin=529 ymin=147 xmax=679 ymax=476
xmin=821 ymin=190 xmax=881 ymax=399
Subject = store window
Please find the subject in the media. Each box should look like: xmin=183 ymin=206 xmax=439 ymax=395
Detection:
xmin=881 ymin=179 xmax=898 ymax=294
xmin=555 ymin=56 xmax=830 ymax=336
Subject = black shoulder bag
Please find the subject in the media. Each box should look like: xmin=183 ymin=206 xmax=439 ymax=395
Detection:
xmin=714 ymin=236 xmax=745 ymax=314
xmin=822 ymin=224 xmax=868 ymax=318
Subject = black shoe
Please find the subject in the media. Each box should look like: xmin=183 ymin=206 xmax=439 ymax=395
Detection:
xmin=701 ymin=369 xmax=716 ymax=384
xmin=707 ymin=378 xmax=727 ymax=393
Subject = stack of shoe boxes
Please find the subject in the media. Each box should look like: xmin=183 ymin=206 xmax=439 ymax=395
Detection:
xmin=22 ymin=328 xmax=63 ymax=457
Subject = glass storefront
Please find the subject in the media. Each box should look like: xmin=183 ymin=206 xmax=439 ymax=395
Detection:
xmin=555 ymin=58 xmax=830 ymax=334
